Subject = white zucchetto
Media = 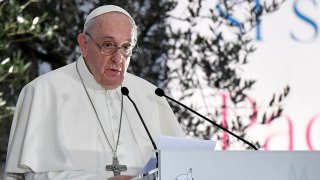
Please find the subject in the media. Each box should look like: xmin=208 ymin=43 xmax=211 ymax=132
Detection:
xmin=84 ymin=5 xmax=135 ymax=26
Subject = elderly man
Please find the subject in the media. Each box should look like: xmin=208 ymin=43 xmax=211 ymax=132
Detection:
xmin=5 ymin=5 xmax=184 ymax=180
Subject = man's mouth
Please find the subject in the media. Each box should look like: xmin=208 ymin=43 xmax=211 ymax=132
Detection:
xmin=106 ymin=68 xmax=121 ymax=77
xmin=110 ymin=68 xmax=121 ymax=72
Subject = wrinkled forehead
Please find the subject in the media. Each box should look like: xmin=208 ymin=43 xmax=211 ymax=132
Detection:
xmin=84 ymin=5 xmax=135 ymax=30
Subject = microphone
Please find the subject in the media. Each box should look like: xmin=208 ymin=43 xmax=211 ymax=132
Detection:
xmin=121 ymin=87 xmax=159 ymax=166
xmin=155 ymin=88 xmax=258 ymax=150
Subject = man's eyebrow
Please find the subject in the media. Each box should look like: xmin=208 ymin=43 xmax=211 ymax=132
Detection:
xmin=101 ymin=36 xmax=133 ymax=43
xmin=101 ymin=35 xmax=114 ymax=40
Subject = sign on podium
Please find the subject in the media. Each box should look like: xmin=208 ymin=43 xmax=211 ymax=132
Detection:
xmin=133 ymin=136 xmax=320 ymax=180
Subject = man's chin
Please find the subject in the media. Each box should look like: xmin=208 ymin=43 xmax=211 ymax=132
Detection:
xmin=100 ymin=79 xmax=123 ymax=89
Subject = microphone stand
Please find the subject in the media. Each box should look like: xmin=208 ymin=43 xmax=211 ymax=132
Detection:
xmin=121 ymin=87 xmax=159 ymax=168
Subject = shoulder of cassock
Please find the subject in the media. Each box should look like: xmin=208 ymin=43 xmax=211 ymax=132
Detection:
xmin=5 ymin=60 xmax=185 ymax=175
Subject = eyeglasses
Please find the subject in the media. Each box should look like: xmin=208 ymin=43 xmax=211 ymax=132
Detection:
xmin=85 ymin=32 xmax=135 ymax=57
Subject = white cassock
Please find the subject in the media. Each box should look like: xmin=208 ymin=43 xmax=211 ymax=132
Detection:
xmin=5 ymin=56 xmax=185 ymax=179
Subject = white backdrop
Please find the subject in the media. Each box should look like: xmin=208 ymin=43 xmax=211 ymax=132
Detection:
xmin=170 ymin=0 xmax=320 ymax=150
xmin=244 ymin=0 xmax=320 ymax=150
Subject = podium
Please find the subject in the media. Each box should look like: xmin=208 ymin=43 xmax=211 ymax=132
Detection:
xmin=135 ymin=150 xmax=320 ymax=180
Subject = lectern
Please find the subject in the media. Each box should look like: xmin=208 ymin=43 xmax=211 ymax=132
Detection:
xmin=134 ymin=150 xmax=320 ymax=180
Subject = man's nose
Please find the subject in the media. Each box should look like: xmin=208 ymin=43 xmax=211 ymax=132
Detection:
xmin=111 ymin=49 xmax=122 ymax=64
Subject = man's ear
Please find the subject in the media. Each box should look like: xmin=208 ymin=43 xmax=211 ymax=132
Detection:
xmin=77 ymin=33 xmax=88 ymax=57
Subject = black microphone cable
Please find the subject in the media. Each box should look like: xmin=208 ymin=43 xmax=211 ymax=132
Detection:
xmin=155 ymin=88 xmax=258 ymax=150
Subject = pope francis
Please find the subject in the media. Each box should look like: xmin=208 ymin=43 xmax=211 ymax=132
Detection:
xmin=5 ymin=5 xmax=184 ymax=180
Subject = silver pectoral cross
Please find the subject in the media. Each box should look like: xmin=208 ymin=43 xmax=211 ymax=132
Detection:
xmin=106 ymin=156 xmax=127 ymax=176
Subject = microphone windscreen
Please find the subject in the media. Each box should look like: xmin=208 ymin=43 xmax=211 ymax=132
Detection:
xmin=121 ymin=87 xmax=129 ymax=95
xmin=155 ymin=88 xmax=165 ymax=97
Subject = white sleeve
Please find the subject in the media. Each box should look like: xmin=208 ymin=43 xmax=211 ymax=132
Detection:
xmin=24 ymin=171 xmax=104 ymax=180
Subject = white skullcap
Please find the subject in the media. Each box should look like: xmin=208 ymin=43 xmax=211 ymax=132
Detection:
xmin=83 ymin=5 xmax=137 ymax=43
xmin=84 ymin=5 xmax=135 ymax=26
